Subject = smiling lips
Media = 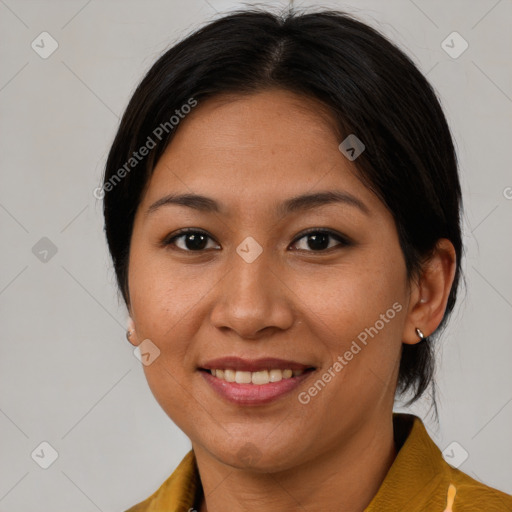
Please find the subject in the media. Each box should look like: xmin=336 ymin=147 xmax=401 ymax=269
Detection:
xmin=200 ymin=357 xmax=315 ymax=405
xmin=208 ymin=368 xmax=304 ymax=385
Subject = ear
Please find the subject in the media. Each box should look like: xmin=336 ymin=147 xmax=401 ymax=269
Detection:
xmin=403 ymin=239 xmax=457 ymax=345
xmin=126 ymin=316 xmax=139 ymax=347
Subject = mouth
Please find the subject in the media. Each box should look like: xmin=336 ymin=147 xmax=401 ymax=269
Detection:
xmin=198 ymin=357 xmax=316 ymax=405
xmin=200 ymin=367 xmax=312 ymax=384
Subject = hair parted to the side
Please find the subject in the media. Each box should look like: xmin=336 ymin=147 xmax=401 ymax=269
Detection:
xmin=102 ymin=8 xmax=463 ymax=408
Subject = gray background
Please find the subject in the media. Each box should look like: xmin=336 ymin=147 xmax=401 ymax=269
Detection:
xmin=1 ymin=0 xmax=511 ymax=510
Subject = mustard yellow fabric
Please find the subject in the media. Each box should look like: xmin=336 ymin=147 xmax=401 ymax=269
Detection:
xmin=125 ymin=413 xmax=512 ymax=511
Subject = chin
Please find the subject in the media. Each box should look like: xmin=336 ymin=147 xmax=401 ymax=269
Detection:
xmin=207 ymin=437 xmax=303 ymax=473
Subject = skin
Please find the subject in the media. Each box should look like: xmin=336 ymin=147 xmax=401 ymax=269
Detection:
xmin=126 ymin=89 xmax=456 ymax=512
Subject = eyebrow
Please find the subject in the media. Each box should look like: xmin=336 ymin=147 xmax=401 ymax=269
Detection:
xmin=145 ymin=190 xmax=370 ymax=218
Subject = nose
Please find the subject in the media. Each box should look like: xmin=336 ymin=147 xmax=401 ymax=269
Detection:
xmin=209 ymin=246 xmax=295 ymax=340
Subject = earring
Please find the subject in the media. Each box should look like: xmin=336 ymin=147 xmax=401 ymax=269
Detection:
xmin=415 ymin=327 xmax=425 ymax=340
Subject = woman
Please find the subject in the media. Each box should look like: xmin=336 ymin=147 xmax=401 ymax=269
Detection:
xmin=101 ymin=8 xmax=512 ymax=511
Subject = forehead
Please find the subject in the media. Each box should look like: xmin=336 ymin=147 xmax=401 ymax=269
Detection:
xmin=139 ymin=89 xmax=379 ymax=215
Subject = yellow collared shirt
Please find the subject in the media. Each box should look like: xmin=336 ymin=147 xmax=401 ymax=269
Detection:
xmin=125 ymin=413 xmax=512 ymax=511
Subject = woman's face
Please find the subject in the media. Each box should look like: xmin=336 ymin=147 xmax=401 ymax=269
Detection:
xmin=128 ymin=89 xmax=413 ymax=471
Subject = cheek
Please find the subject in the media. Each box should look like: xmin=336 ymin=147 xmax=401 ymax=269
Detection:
xmin=127 ymin=252 xmax=206 ymax=399
xmin=295 ymin=257 xmax=405 ymax=335
xmin=293 ymin=255 xmax=406 ymax=388
xmin=129 ymin=245 xmax=217 ymax=340
xmin=129 ymin=261 xmax=207 ymax=425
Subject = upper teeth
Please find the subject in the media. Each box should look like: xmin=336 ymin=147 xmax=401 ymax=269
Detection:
xmin=209 ymin=368 xmax=304 ymax=385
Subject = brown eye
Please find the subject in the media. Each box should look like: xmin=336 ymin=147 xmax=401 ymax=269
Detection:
xmin=291 ymin=229 xmax=351 ymax=252
xmin=164 ymin=229 xmax=220 ymax=252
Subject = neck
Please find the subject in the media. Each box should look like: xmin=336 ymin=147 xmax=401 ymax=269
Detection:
xmin=194 ymin=414 xmax=397 ymax=512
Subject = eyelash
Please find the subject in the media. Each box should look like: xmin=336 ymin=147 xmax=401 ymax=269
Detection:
xmin=162 ymin=227 xmax=352 ymax=254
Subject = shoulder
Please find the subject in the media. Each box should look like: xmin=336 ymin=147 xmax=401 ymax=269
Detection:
xmin=366 ymin=414 xmax=512 ymax=511
xmin=438 ymin=463 xmax=512 ymax=511
xmin=122 ymin=450 xmax=200 ymax=512
xmin=124 ymin=502 xmax=149 ymax=512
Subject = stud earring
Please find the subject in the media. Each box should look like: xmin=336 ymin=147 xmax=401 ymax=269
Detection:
xmin=415 ymin=327 xmax=425 ymax=340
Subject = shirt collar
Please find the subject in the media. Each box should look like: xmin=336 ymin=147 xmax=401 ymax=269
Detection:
xmin=365 ymin=413 xmax=447 ymax=511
